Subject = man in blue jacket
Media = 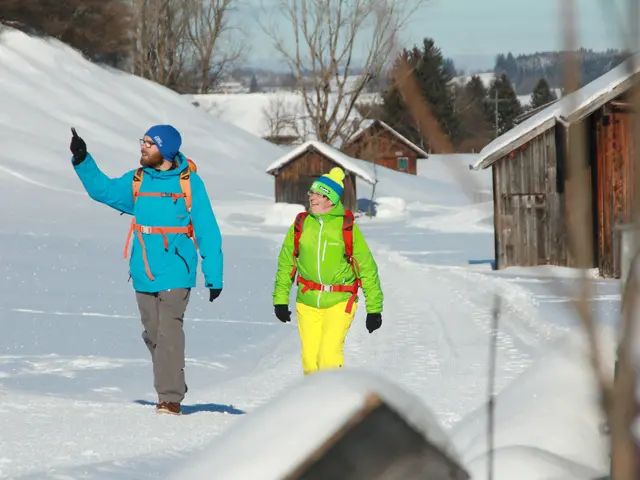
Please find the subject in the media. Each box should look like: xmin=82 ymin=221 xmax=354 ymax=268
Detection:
xmin=70 ymin=125 xmax=223 ymax=415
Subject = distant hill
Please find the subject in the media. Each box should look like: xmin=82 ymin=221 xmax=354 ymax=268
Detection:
xmin=493 ymin=49 xmax=630 ymax=94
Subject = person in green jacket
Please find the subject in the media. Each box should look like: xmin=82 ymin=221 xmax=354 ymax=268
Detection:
xmin=272 ymin=167 xmax=383 ymax=375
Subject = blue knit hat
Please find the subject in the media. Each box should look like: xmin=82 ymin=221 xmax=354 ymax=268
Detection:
xmin=309 ymin=167 xmax=345 ymax=205
xmin=145 ymin=125 xmax=182 ymax=161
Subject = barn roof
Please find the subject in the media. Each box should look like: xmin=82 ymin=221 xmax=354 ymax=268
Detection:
xmin=345 ymin=119 xmax=430 ymax=159
xmin=265 ymin=141 xmax=377 ymax=185
xmin=472 ymin=53 xmax=640 ymax=170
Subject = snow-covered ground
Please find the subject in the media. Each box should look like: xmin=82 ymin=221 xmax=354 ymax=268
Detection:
xmin=190 ymin=90 xmax=378 ymax=146
xmin=0 ymin=28 xmax=618 ymax=479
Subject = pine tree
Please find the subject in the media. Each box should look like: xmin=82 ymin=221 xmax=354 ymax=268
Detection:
xmin=249 ymin=74 xmax=260 ymax=93
xmin=443 ymin=58 xmax=457 ymax=79
xmin=486 ymin=74 xmax=523 ymax=136
xmin=455 ymin=75 xmax=493 ymax=151
xmin=530 ymin=77 xmax=557 ymax=109
xmin=381 ymin=37 xmax=460 ymax=151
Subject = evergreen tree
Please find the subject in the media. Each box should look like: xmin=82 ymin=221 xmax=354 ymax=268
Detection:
xmin=455 ymin=75 xmax=493 ymax=152
xmin=486 ymin=74 xmax=523 ymax=136
xmin=443 ymin=58 xmax=457 ymax=79
xmin=494 ymin=54 xmax=507 ymax=75
xmin=530 ymin=77 xmax=557 ymax=108
xmin=381 ymin=37 xmax=460 ymax=151
xmin=505 ymin=53 xmax=518 ymax=80
xmin=249 ymin=74 xmax=260 ymax=93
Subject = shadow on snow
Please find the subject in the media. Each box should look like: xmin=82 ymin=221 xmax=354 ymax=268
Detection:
xmin=133 ymin=399 xmax=245 ymax=415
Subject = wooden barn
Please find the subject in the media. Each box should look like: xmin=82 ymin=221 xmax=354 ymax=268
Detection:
xmin=341 ymin=119 xmax=429 ymax=175
xmin=471 ymin=55 xmax=640 ymax=278
xmin=265 ymin=141 xmax=376 ymax=211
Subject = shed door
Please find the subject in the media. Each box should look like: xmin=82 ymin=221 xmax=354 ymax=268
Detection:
xmin=595 ymin=111 xmax=636 ymax=278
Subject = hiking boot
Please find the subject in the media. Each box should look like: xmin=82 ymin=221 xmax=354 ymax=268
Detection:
xmin=156 ymin=402 xmax=181 ymax=415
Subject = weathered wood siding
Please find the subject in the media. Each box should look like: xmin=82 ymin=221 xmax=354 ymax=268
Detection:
xmin=342 ymin=124 xmax=419 ymax=174
xmin=494 ymin=128 xmax=567 ymax=269
xmin=274 ymin=150 xmax=358 ymax=210
xmin=594 ymin=107 xmax=637 ymax=278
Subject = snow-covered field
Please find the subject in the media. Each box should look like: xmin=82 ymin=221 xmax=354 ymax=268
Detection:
xmin=0 ymin=29 xmax=619 ymax=479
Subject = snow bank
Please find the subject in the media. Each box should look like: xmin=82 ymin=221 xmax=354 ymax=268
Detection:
xmin=167 ymin=369 xmax=463 ymax=480
xmin=492 ymin=265 xmax=602 ymax=279
xmin=262 ymin=202 xmax=306 ymax=227
xmin=451 ymin=325 xmax=616 ymax=480
xmin=374 ymin=196 xmax=407 ymax=219
xmin=0 ymin=27 xmax=284 ymax=206
xmin=408 ymin=201 xmax=494 ymax=233
xmin=419 ymin=154 xmax=493 ymax=192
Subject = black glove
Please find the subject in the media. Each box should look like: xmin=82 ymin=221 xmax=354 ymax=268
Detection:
xmin=70 ymin=127 xmax=87 ymax=164
xmin=274 ymin=304 xmax=291 ymax=323
xmin=366 ymin=313 xmax=382 ymax=333
xmin=209 ymin=288 xmax=222 ymax=302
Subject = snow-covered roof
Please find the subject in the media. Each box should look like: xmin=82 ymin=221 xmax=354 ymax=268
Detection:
xmin=167 ymin=370 xmax=464 ymax=480
xmin=472 ymin=53 xmax=640 ymax=170
xmin=265 ymin=140 xmax=377 ymax=185
xmin=346 ymin=119 xmax=430 ymax=159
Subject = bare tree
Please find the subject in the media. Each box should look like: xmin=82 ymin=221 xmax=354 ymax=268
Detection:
xmin=130 ymin=0 xmax=244 ymax=93
xmin=131 ymin=0 xmax=190 ymax=90
xmin=184 ymin=0 xmax=245 ymax=93
xmin=262 ymin=93 xmax=296 ymax=140
xmin=259 ymin=0 xmax=428 ymax=145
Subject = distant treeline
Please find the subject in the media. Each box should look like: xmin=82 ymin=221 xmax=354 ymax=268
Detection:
xmin=493 ymin=49 xmax=630 ymax=95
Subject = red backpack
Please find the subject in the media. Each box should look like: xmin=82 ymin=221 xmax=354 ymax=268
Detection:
xmin=290 ymin=210 xmax=361 ymax=313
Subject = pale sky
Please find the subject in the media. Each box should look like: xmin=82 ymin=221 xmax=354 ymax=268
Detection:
xmin=240 ymin=0 xmax=631 ymax=72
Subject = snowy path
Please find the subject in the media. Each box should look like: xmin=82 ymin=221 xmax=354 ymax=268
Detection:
xmin=0 ymin=224 xmax=573 ymax=479
xmin=0 ymin=208 xmax=573 ymax=479
xmin=344 ymin=245 xmax=570 ymax=427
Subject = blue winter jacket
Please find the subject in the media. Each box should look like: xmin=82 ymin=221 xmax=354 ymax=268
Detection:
xmin=73 ymin=152 xmax=223 ymax=293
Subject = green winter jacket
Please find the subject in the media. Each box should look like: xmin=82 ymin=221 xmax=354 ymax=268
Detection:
xmin=273 ymin=202 xmax=383 ymax=313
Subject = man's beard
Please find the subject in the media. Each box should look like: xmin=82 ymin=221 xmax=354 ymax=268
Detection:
xmin=140 ymin=153 xmax=164 ymax=168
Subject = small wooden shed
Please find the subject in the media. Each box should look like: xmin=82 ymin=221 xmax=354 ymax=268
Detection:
xmin=341 ymin=119 xmax=428 ymax=175
xmin=471 ymin=55 xmax=640 ymax=278
xmin=265 ymin=141 xmax=377 ymax=211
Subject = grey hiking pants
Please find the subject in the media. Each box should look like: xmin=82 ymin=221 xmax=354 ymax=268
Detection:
xmin=135 ymin=288 xmax=190 ymax=404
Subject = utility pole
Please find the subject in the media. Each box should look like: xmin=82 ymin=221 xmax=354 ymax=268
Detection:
xmin=486 ymin=84 xmax=512 ymax=138
xmin=495 ymin=89 xmax=499 ymax=137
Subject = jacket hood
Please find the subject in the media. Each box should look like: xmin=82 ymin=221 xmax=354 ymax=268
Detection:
xmin=142 ymin=152 xmax=188 ymax=178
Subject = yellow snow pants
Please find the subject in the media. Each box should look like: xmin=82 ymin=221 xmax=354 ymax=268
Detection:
xmin=296 ymin=300 xmax=356 ymax=375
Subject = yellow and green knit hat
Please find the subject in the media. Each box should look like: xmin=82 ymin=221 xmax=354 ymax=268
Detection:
xmin=309 ymin=167 xmax=345 ymax=205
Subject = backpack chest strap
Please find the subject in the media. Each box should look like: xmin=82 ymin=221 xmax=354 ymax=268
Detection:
xmin=123 ymin=221 xmax=196 ymax=281
xmin=297 ymin=276 xmax=361 ymax=313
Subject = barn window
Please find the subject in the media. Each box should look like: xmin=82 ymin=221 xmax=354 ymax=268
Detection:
xmin=397 ymin=157 xmax=409 ymax=171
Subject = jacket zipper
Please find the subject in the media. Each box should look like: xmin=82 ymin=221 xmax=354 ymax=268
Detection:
xmin=175 ymin=247 xmax=190 ymax=274
xmin=317 ymin=218 xmax=324 ymax=308
xmin=322 ymin=239 xmax=327 ymax=262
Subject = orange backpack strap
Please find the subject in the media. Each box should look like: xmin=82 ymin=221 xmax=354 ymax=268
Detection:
xmin=186 ymin=157 xmax=197 ymax=173
xmin=132 ymin=168 xmax=143 ymax=202
xmin=179 ymin=167 xmax=192 ymax=212
xmin=290 ymin=211 xmax=308 ymax=277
